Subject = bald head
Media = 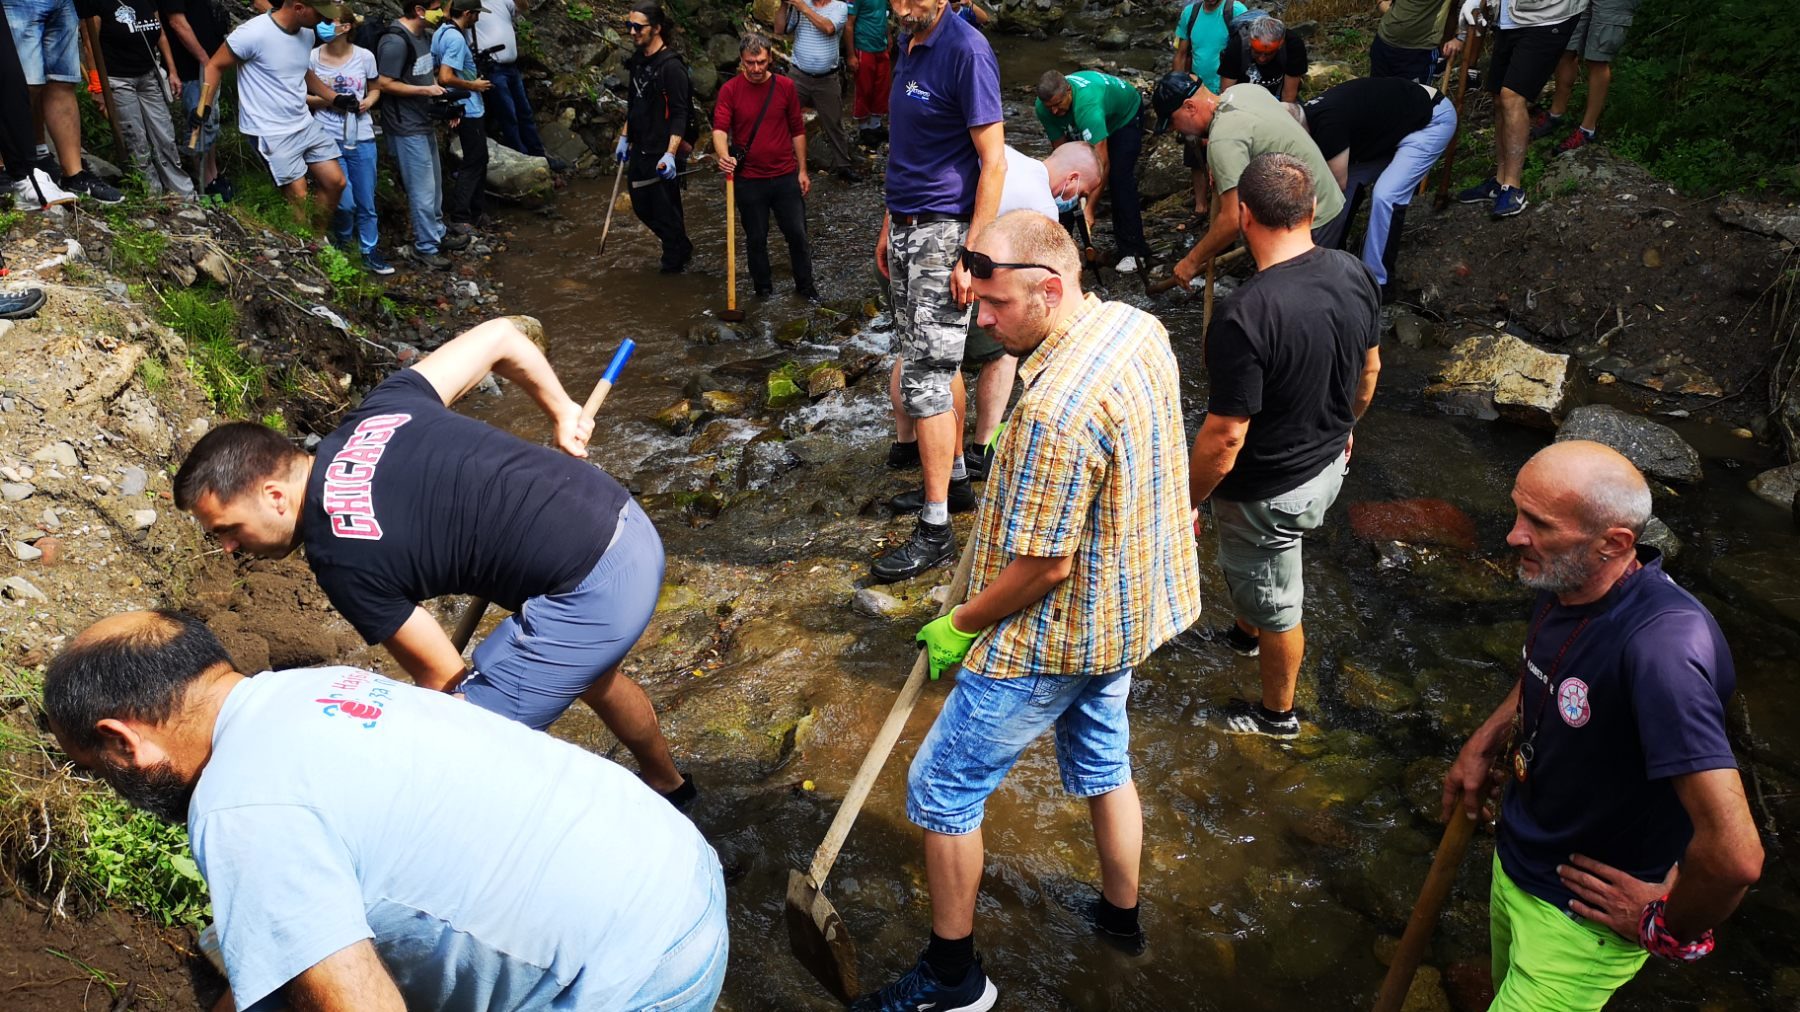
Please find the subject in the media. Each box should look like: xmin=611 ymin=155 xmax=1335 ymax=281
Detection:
xmin=1525 ymin=440 xmax=1652 ymax=537
xmin=1043 ymin=143 xmax=1101 ymax=200
xmin=43 ymin=609 xmax=236 ymax=754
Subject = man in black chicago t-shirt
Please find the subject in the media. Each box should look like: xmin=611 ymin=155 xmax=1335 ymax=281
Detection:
xmin=1187 ymin=152 xmax=1380 ymax=740
xmin=172 ymin=317 xmax=694 ymax=806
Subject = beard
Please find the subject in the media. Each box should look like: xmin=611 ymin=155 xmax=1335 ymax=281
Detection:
xmin=996 ymin=293 xmax=1053 ymax=357
xmin=897 ymin=1 xmax=941 ymax=34
xmin=1516 ymin=542 xmax=1599 ymax=596
xmin=102 ymin=759 xmax=197 ymax=825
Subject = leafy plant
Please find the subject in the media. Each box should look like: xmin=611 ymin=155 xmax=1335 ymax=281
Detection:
xmin=155 ymin=287 xmax=261 ymax=416
xmin=261 ymin=411 xmax=288 ymax=432
xmin=317 ymin=244 xmax=360 ymax=288
xmin=0 ymin=209 xmax=23 ymax=235
xmin=567 ymin=0 xmax=594 ymax=22
xmin=77 ymin=794 xmax=210 ymax=929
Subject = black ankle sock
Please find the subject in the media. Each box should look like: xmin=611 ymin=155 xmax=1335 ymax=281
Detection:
xmin=924 ymin=931 xmax=975 ymax=981
xmin=1095 ymin=897 xmax=1140 ymax=936
xmin=1258 ymin=703 xmax=1295 ymax=723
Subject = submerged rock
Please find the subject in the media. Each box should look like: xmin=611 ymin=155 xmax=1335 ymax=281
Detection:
xmin=806 ymin=364 xmax=847 ymax=399
xmin=1554 ymin=404 xmax=1701 ymax=483
xmin=1349 ymin=499 xmax=1477 ymax=550
xmin=1340 ymin=660 xmax=1420 ymax=714
xmin=766 ymin=369 xmax=805 ymax=410
xmin=653 ymin=398 xmax=703 ymax=435
xmin=1424 ymin=331 xmax=1573 ymax=429
xmin=1640 ymin=516 xmax=1681 ymax=560
xmin=851 ymin=587 xmax=903 ymax=619
xmin=1749 ymin=462 xmax=1800 ymax=512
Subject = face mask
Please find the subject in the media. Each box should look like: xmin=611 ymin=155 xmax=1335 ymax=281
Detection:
xmin=315 ymin=21 xmax=337 ymax=40
xmin=1054 ymin=182 xmax=1080 ymax=216
xmin=423 ymin=8 xmax=446 ymax=23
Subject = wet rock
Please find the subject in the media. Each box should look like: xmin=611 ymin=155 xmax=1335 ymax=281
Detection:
xmin=131 ymin=509 xmax=158 ymax=530
xmin=1402 ymin=966 xmax=1453 ymax=1012
xmin=1442 ymin=960 xmax=1494 ymax=1012
xmin=739 ymin=440 xmax=802 ymax=490
xmin=10 ymin=541 xmax=42 ymax=562
xmin=851 ymin=587 xmax=903 ymax=619
xmin=117 ymin=465 xmax=148 ymax=497
xmin=32 ymin=441 xmax=79 ymax=468
xmin=1096 ymin=26 xmax=1130 ymax=49
xmin=1402 ymin=757 xmax=1447 ymax=820
xmin=773 ymin=317 xmax=814 ymax=347
xmin=1136 ymin=134 xmax=1188 ymax=202
xmin=766 ymin=370 xmax=805 ymax=410
xmin=1640 ymin=516 xmax=1681 ymax=560
xmin=1349 ymin=499 xmax=1477 ymax=550
xmin=1618 ymin=353 xmax=1722 ymax=398
xmin=1708 ymin=552 xmax=1800 ymax=628
xmin=1749 ymin=463 xmax=1800 ymax=512
xmin=1424 ymin=331 xmax=1573 ymax=429
xmin=686 ymin=321 xmax=742 ymax=345
xmin=653 ymin=398 xmax=703 ymax=435
xmin=1341 ymin=660 xmax=1420 ymax=714
xmin=2 ymin=576 xmax=48 ymax=603
xmin=1554 ymin=404 xmax=1701 ymax=483
xmin=688 ymin=420 xmax=739 ymax=455
xmin=1391 ymin=311 xmax=1429 ymax=349
xmin=1 ymin=482 xmax=33 ymax=502
xmin=536 ymin=120 xmax=592 ymax=167
xmin=698 ymin=389 xmax=747 ymax=415
xmin=806 ymin=364 xmax=846 ymax=399
xmin=478 ymin=138 xmax=554 ymax=203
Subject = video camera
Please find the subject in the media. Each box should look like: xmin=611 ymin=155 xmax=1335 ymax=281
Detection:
xmin=429 ymin=94 xmax=466 ymax=121
xmin=473 ymin=42 xmax=505 ymax=76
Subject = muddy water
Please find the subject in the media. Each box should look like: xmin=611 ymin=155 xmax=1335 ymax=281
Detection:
xmin=464 ymin=41 xmax=1800 ymax=1012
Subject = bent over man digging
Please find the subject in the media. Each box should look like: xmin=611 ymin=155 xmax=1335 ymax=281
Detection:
xmin=852 ymin=210 xmax=1202 ymax=1011
xmin=173 ymin=317 xmax=695 ymax=808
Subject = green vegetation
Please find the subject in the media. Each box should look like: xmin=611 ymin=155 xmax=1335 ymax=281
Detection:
xmin=0 ymin=209 xmax=22 ymax=235
xmin=260 ymin=410 xmax=288 ymax=432
xmin=567 ymin=0 xmax=595 ymax=22
xmin=107 ymin=210 xmax=170 ymax=274
xmin=155 ymin=286 xmax=262 ymax=416
xmin=137 ymin=356 xmax=169 ymax=393
xmin=78 ymin=795 xmax=210 ymax=928
xmin=317 ymin=244 xmax=360 ymax=287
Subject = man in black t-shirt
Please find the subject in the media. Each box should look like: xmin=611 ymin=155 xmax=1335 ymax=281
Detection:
xmin=1188 ymin=152 xmax=1380 ymax=740
xmin=172 ymin=317 xmax=695 ymax=808
xmin=78 ymin=0 xmax=196 ymax=198
xmin=1219 ymin=16 xmax=1307 ymax=102
xmin=165 ymin=0 xmax=230 ymax=192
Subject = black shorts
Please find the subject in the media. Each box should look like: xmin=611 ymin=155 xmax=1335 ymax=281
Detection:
xmin=1182 ymin=135 xmax=1207 ymax=171
xmin=1487 ymin=18 xmax=1578 ymax=100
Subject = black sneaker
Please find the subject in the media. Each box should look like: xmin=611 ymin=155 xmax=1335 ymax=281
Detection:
xmin=753 ymin=285 xmax=773 ymax=299
xmin=1088 ymin=898 xmax=1148 ymax=957
xmin=1214 ymin=698 xmax=1300 ymax=740
xmin=1213 ymin=624 xmax=1260 ymax=657
xmin=871 ymin=518 xmax=955 ymax=583
xmin=0 ymin=288 xmax=47 ymax=320
xmin=889 ymin=477 xmax=977 ymax=516
xmin=60 ymin=169 xmax=124 ymax=205
xmin=796 ymin=283 xmax=821 ymax=303
xmin=849 ymin=952 xmax=998 ymax=1012
xmin=410 ymin=248 xmax=454 ymax=271
xmin=659 ymin=772 xmax=697 ymax=812
xmin=440 ymin=231 xmax=472 ymax=252
xmin=1456 ymin=177 xmax=1501 ymax=205
xmin=887 ymin=440 xmax=920 ymax=470
xmin=835 ymin=167 xmax=863 ymax=184
xmin=204 ymin=175 xmax=236 ymax=202
xmin=964 ymin=442 xmax=995 ymax=481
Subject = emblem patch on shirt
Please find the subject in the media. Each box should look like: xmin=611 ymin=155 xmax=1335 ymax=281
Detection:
xmin=1557 ymin=677 xmax=1591 ymax=728
xmin=904 ymin=80 xmax=932 ymax=102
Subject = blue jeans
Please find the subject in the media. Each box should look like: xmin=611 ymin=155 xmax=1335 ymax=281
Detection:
xmin=906 ymin=667 xmax=1133 ymax=835
xmin=331 ymin=138 xmax=379 ymax=255
xmin=1343 ymin=97 xmax=1458 ymax=285
xmin=386 ymin=131 xmax=445 ymax=254
xmin=2 ymin=0 xmax=80 ymax=85
xmin=484 ymin=61 xmax=545 ymax=156
xmin=619 ymin=848 xmax=729 ymax=1011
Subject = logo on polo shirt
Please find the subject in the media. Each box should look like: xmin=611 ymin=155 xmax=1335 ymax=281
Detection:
xmin=904 ymin=80 xmax=932 ymax=102
xmin=1557 ymin=677 xmax=1591 ymax=728
xmin=313 ymin=670 xmax=393 ymax=729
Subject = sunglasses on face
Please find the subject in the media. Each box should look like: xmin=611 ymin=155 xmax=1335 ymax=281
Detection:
xmin=958 ymin=246 xmax=1058 ymax=280
xmin=625 ymin=19 xmax=650 ymax=31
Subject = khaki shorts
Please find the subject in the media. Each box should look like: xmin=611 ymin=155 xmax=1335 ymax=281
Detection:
xmin=1564 ymin=0 xmax=1639 ymax=61
xmin=1213 ymin=453 xmax=1346 ymax=633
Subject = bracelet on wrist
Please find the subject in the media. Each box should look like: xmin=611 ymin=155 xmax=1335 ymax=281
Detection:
xmin=1638 ymin=897 xmax=1716 ymax=963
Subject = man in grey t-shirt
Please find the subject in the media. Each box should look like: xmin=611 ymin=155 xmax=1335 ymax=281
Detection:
xmin=201 ymin=0 xmax=350 ymax=225
xmin=376 ymin=0 xmax=466 ymax=268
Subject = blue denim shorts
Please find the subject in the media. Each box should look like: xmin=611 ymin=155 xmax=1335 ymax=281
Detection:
xmin=465 ymin=498 xmax=665 ymax=731
xmin=4 ymin=0 xmax=82 ymax=85
xmin=619 ymin=847 xmax=729 ymax=1011
xmin=906 ymin=667 xmax=1133 ymax=836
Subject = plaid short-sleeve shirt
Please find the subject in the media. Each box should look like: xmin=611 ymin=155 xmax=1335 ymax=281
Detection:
xmin=963 ymin=294 xmax=1204 ymax=678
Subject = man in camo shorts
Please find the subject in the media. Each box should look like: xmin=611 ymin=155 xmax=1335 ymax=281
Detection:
xmin=869 ymin=0 xmax=1007 ymax=583
xmin=1536 ymin=0 xmax=1640 ymax=152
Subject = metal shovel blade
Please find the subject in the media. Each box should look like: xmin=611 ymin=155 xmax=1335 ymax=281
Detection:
xmin=785 ymin=869 xmax=859 ymax=1003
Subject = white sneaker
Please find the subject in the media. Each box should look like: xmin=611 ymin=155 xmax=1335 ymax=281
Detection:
xmin=1114 ymin=255 xmax=1140 ymax=274
xmin=12 ymin=168 xmax=77 ymax=210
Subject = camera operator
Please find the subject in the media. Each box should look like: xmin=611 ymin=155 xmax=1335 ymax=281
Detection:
xmin=376 ymin=0 xmax=466 ymax=269
xmin=434 ymin=0 xmax=493 ymax=233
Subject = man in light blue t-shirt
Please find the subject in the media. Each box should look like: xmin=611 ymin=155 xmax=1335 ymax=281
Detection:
xmin=42 ymin=610 xmax=727 ymax=1012
xmin=433 ymin=0 xmax=493 ymax=231
xmin=780 ymin=0 xmax=855 ymax=180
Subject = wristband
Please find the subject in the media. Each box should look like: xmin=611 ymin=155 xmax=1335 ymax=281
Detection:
xmin=88 ymin=70 xmax=103 ymax=95
xmin=1638 ymin=897 xmax=1716 ymax=963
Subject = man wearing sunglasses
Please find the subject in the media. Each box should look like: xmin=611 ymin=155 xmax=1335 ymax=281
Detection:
xmin=1218 ymin=15 xmax=1306 ymax=102
xmin=854 ymin=210 xmax=1202 ymax=1011
xmin=618 ymin=3 xmax=695 ymax=273
xmin=869 ymin=0 xmax=1006 ymax=584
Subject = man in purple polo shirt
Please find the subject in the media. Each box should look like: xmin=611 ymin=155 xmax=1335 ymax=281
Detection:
xmin=1443 ymin=440 xmax=1763 ymax=1010
xmin=869 ymin=0 xmax=1005 ymax=584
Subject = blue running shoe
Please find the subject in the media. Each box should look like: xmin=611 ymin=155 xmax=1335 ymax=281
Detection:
xmin=362 ymin=250 xmax=397 ymax=276
xmin=1492 ymin=186 xmax=1530 ymax=218
xmin=1456 ymin=177 xmax=1501 ymax=204
xmin=849 ymin=953 xmax=998 ymax=1012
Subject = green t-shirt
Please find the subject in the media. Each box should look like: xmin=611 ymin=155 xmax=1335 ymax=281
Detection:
xmin=1033 ymin=70 xmax=1143 ymax=145
xmin=1205 ymin=84 xmax=1345 ymax=225
xmin=1377 ymin=0 xmax=1451 ymax=51
xmin=850 ymin=0 xmax=890 ymax=53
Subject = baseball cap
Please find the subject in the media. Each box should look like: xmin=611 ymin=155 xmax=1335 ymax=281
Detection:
xmin=1151 ymin=72 xmax=1200 ymax=134
xmin=302 ymin=0 xmax=351 ymax=18
xmin=450 ymin=0 xmax=482 ymax=12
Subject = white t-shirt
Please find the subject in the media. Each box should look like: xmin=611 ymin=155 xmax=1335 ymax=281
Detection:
xmin=475 ymin=0 xmax=519 ymax=65
xmin=226 ymin=13 xmax=317 ymax=138
xmin=308 ymin=46 xmax=379 ymax=142
xmin=998 ymin=145 xmax=1061 ymax=219
xmin=189 ymin=666 xmax=715 ymax=1011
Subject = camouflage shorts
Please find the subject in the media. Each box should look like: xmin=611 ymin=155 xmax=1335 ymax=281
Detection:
xmin=889 ymin=218 xmax=971 ymax=419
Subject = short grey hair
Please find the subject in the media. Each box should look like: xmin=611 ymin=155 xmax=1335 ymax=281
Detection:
xmin=1246 ymin=16 xmax=1286 ymax=48
xmin=739 ymin=31 xmax=771 ymax=55
xmin=1579 ymin=469 xmax=1653 ymax=538
xmin=1036 ymin=69 xmax=1070 ymax=106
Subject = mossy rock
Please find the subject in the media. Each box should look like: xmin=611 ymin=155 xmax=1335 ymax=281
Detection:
xmin=1341 ymin=660 xmax=1421 ymax=714
xmin=766 ymin=370 xmax=805 ymax=409
xmin=806 ymin=364 xmax=847 ymax=398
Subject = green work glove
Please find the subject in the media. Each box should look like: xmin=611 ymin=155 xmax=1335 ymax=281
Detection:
xmin=985 ymin=422 xmax=1007 ymax=456
xmin=917 ymin=609 xmax=979 ymax=680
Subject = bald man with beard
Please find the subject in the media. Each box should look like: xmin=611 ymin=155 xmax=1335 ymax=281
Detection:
xmin=1442 ymin=440 xmax=1762 ymax=1011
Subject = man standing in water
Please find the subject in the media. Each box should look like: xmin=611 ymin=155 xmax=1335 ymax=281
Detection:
xmin=1443 ymin=440 xmax=1762 ymax=1009
xmin=870 ymin=0 xmax=1005 ymax=583
xmin=618 ymin=1 xmax=694 ymax=273
xmin=854 ymin=211 xmax=1202 ymax=1010
xmin=172 ymin=317 xmax=695 ymax=808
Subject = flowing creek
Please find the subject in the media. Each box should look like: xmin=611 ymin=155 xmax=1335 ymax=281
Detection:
xmin=458 ymin=27 xmax=1800 ymax=1011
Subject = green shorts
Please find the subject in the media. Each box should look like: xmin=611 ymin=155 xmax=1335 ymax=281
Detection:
xmin=1212 ymin=454 xmax=1345 ymax=633
xmin=1489 ymin=855 xmax=1649 ymax=1011
xmin=962 ymin=320 xmax=1006 ymax=368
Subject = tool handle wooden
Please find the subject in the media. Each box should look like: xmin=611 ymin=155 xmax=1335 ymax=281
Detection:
xmin=598 ymin=161 xmax=626 ymax=254
xmin=726 ymin=175 xmax=737 ymax=312
xmin=806 ymin=539 xmax=978 ymax=884
xmin=1372 ymin=814 xmax=1476 ymax=1012
xmin=189 ymin=81 xmax=218 ymax=149
xmin=1432 ymin=27 xmax=1483 ymax=209
xmin=451 ymin=596 xmax=490 ymax=652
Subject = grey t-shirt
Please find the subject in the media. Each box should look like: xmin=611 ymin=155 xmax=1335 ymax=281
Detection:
xmin=225 ymin=12 xmax=316 ymax=138
xmin=1206 ymin=83 xmax=1344 ymax=226
xmin=375 ymin=24 xmax=437 ymax=137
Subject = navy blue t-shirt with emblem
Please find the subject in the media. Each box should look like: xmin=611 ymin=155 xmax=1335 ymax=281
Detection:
xmin=301 ymin=369 xmax=630 ymax=645
xmin=1497 ymin=548 xmax=1737 ymax=913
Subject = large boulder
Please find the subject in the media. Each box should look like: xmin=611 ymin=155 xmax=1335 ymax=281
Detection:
xmin=1424 ymin=330 xmax=1574 ymax=429
xmin=705 ymin=32 xmax=740 ymax=69
xmin=467 ymin=137 xmax=553 ymax=202
xmin=1749 ymin=463 xmax=1800 ymax=512
xmin=1137 ymin=133 xmax=1189 ymax=203
xmin=1554 ymin=404 xmax=1702 ymax=483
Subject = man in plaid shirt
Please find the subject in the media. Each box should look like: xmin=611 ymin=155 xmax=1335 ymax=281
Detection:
xmin=851 ymin=210 xmax=1202 ymax=1012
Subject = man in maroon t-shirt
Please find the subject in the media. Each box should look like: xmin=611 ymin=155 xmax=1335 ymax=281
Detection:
xmin=711 ymin=32 xmax=815 ymax=301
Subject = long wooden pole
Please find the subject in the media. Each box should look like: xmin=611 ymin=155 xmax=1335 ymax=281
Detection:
xmin=1431 ymin=25 xmax=1484 ymax=211
xmin=1373 ymin=814 xmax=1476 ymax=1010
xmin=79 ymin=21 xmax=129 ymax=167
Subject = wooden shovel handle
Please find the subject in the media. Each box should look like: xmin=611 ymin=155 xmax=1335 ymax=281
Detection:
xmin=598 ymin=160 xmax=626 ymax=255
xmin=1372 ymin=813 xmax=1476 ymax=1012
xmin=806 ymin=538 xmax=979 ymax=884
xmin=188 ymin=81 xmax=217 ymax=150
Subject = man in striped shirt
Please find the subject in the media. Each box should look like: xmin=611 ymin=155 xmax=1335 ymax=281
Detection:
xmin=852 ymin=210 xmax=1203 ymax=1011
xmin=779 ymin=0 xmax=856 ymax=181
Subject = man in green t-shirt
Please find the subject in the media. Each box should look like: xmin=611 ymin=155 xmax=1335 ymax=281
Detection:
xmin=845 ymin=0 xmax=892 ymax=148
xmin=1166 ymin=82 xmax=1347 ymax=290
xmin=1033 ymin=69 xmax=1149 ymax=272
xmin=1371 ymin=0 xmax=1463 ymax=83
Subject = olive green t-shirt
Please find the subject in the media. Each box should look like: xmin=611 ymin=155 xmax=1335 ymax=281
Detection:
xmin=1206 ymin=84 xmax=1345 ymax=225
xmin=1034 ymin=70 xmax=1143 ymax=145
xmin=1377 ymin=0 xmax=1452 ymax=51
